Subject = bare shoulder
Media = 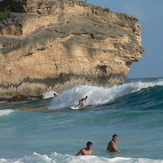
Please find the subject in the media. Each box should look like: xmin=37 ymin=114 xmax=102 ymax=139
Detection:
xmin=110 ymin=140 xmax=114 ymax=145
xmin=81 ymin=148 xmax=85 ymax=152
xmin=108 ymin=141 xmax=112 ymax=145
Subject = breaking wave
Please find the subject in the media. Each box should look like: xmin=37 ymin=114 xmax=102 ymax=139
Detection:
xmin=0 ymin=152 xmax=162 ymax=163
xmin=47 ymin=78 xmax=163 ymax=109
xmin=0 ymin=109 xmax=15 ymax=116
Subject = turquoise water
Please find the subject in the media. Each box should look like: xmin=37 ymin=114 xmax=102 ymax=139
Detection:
xmin=0 ymin=78 xmax=163 ymax=163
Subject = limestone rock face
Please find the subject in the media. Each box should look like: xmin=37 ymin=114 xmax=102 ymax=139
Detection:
xmin=0 ymin=0 xmax=145 ymax=98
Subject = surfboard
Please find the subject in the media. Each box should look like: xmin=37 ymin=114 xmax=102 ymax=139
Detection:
xmin=70 ymin=106 xmax=81 ymax=110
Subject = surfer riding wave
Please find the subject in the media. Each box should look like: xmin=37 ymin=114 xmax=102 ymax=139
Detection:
xmin=75 ymin=96 xmax=88 ymax=108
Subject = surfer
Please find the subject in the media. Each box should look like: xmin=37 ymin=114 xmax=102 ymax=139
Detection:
xmin=75 ymin=141 xmax=94 ymax=156
xmin=75 ymin=96 xmax=88 ymax=108
xmin=107 ymin=134 xmax=121 ymax=152
xmin=53 ymin=93 xmax=58 ymax=97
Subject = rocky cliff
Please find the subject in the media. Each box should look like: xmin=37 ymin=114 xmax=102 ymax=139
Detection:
xmin=0 ymin=0 xmax=145 ymax=98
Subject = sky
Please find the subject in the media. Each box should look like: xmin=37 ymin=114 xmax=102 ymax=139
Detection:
xmin=86 ymin=0 xmax=163 ymax=79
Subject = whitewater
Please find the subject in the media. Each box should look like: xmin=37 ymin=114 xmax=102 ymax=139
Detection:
xmin=0 ymin=77 xmax=163 ymax=163
xmin=47 ymin=78 xmax=163 ymax=109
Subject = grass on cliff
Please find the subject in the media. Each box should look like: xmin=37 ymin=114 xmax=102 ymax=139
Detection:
xmin=0 ymin=8 xmax=11 ymax=19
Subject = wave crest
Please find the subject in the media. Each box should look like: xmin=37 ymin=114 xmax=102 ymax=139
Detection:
xmin=47 ymin=79 xmax=163 ymax=109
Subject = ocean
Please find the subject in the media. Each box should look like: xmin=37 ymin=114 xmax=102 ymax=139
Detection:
xmin=0 ymin=77 xmax=163 ymax=163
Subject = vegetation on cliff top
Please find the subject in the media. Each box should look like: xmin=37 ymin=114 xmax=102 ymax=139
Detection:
xmin=0 ymin=8 xmax=11 ymax=19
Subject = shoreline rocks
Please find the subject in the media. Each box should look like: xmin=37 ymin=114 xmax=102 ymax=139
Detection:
xmin=0 ymin=94 xmax=42 ymax=102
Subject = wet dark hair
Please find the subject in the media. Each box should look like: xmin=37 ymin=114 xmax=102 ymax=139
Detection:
xmin=86 ymin=141 xmax=92 ymax=147
xmin=112 ymin=134 xmax=118 ymax=138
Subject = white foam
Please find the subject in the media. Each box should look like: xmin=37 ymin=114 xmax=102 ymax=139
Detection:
xmin=42 ymin=91 xmax=59 ymax=99
xmin=0 ymin=101 xmax=7 ymax=103
xmin=129 ymin=80 xmax=163 ymax=92
xmin=0 ymin=109 xmax=15 ymax=116
xmin=0 ymin=152 xmax=162 ymax=163
xmin=47 ymin=80 xmax=163 ymax=109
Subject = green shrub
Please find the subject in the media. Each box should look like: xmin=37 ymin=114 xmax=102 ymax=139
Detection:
xmin=38 ymin=1 xmax=43 ymax=7
xmin=0 ymin=8 xmax=11 ymax=19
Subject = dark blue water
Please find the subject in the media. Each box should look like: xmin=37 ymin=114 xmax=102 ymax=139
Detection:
xmin=0 ymin=78 xmax=163 ymax=163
